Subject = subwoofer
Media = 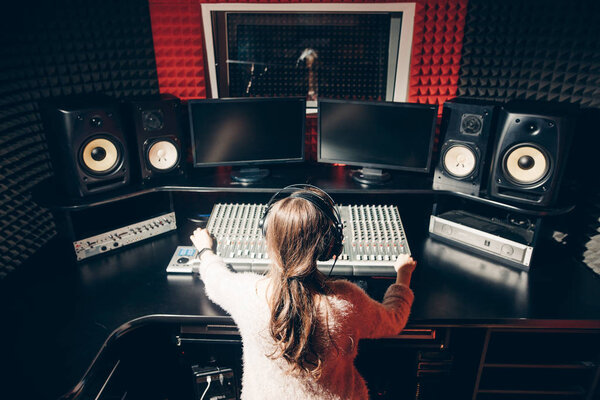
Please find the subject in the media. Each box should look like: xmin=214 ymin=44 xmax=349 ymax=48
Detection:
xmin=40 ymin=95 xmax=131 ymax=198
xmin=488 ymin=102 xmax=577 ymax=207
xmin=433 ymin=99 xmax=500 ymax=196
xmin=125 ymin=94 xmax=184 ymax=181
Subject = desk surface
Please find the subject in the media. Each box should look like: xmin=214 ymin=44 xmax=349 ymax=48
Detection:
xmin=1 ymin=225 xmax=600 ymax=399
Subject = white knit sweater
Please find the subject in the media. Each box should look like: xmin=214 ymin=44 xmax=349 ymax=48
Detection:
xmin=199 ymin=252 xmax=414 ymax=400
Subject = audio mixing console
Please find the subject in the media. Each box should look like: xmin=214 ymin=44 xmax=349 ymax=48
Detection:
xmin=167 ymin=203 xmax=410 ymax=277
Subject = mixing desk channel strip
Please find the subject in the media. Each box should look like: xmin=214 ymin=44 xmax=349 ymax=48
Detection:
xmin=167 ymin=203 xmax=410 ymax=277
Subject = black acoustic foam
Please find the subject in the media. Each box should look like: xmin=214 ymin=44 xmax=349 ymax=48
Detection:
xmin=457 ymin=0 xmax=600 ymax=107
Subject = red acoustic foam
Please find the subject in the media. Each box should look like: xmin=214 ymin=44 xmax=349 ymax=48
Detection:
xmin=408 ymin=0 xmax=468 ymax=109
xmin=148 ymin=0 xmax=207 ymax=99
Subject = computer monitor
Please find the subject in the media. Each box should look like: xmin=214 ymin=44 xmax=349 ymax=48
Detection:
xmin=188 ymin=97 xmax=306 ymax=183
xmin=318 ymin=99 xmax=438 ymax=185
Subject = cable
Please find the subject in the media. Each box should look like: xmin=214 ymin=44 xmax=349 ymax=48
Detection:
xmin=327 ymin=254 xmax=338 ymax=277
xmin=200 ymin=376 xmax=212 ymax=400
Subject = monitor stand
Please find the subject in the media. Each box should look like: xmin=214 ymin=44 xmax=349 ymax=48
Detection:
xmin=231 ymin=167 xmax=270 ymax=183
xmin=349 ymin=168 xmax=391 ymax=185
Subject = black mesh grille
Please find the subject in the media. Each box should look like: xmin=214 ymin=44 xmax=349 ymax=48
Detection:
xmin=225 ymin=13 xmax=391 ymax=99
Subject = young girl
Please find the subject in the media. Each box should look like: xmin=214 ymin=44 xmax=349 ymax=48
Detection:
xmin=190 ymin=187 xmax=416 ymax=400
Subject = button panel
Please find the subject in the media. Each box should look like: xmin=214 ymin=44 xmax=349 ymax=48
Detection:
xmin=73 ymin=212 xmax=177 ymax=261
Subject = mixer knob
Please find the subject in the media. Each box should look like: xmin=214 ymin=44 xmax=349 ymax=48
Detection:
xmin=391 ymin=255 xmax=397 ymax=261
xmin=356 ymin=255 xmax=362 ymax=261
xmin=384 ymin=255 xmax=390 ymax=261
xmin=370 ymin=255 xmax=376 ymax=261
xmin=250 ymin=252 xmax=255 ymax=258
xmin=377 ymin=255 xmax=382 ymax=261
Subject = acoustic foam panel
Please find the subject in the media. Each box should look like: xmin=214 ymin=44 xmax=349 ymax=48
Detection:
xmin=457 ymin=0 xmax=600 ymax=107
xmin=408 ymin=0 xmax=467 ymax=106
xmin=0 ymin=0 xmax=159 ymax=278
xmin=149 ymin=0 xmax=207 ymax=99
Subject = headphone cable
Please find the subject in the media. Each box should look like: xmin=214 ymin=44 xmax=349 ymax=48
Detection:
xmin=327 ymin=255 xmax=338 ymax=278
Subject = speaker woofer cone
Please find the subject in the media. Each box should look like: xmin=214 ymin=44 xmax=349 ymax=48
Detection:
xmin=442 ymin=144 xmax=477 ymax=178
xmin=80 ymin=136 xmax=121 ymax=175
xmin=503 ymin=144 xmax=549 ymax=185
xmin=146 ymin=139 xmax=180 ymax=171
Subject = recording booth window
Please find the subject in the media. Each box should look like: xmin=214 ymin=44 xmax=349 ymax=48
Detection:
xmin=201 ymin=3 xmax=415 ymax=105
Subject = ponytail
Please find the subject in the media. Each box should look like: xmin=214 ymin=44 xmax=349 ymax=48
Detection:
xmin=268 ymin=275 xmax=323 ymax=377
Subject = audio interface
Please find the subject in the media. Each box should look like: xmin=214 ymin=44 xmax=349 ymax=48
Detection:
xmin=73 ymin=212 xmax=176 ymax=261
xmin=429 ymin=210 xmax=534 ymax=270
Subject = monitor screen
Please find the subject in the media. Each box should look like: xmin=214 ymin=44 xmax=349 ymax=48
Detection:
xmin=189 ymin=97 xmax=306 ymax=167
xmin=318 ymin=99 xmax=438 ymax=172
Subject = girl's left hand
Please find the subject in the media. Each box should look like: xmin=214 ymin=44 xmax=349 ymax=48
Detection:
xmin=190 ymin=228 xmax=215 ymax=251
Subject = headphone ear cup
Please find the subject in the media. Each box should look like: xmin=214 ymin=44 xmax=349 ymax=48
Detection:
xmin=317 ymin=230 xmax=335 ymax=261
xmin=259 ymin=203 xmax=271 ymax=237
xmin=317 ymin=223 xmax=344 ymax=261
xmin=259 ymin=215 xmax=266 ymax=237
xmin=332 ymin=224 xmax=344 ymax=259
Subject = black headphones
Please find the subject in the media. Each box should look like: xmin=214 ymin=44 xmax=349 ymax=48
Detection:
xmin=259 ymin=184 xmax=344 ymax=262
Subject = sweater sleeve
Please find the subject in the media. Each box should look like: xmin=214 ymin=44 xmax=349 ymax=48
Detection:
xmin=344 ymin=281 xmax=414 ymax=339
xmin=197 ymin=252 xmax=261 ymax=318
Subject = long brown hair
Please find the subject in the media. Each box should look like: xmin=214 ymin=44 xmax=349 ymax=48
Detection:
xmin=265 ymin=189 xmax=336 ymax=378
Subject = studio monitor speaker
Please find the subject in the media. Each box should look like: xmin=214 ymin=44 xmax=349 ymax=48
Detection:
xmin=40 ymin=95 xmax=131 ymax=198
xmin=125 ymin=94 xmax=184 ymax=181
xmin=433 ymin=99 xmax=500 ymax=196
xmin=488 ymin=102 xmax=577 ymax=207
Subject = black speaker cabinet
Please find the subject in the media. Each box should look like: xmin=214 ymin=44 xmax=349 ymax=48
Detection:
xmin=489 ymin=102 xmax=577 ymax=207
xmin=433 ymin=99 xmax=500 ymax=196
xmin=125 ymin=94 xmax=184 ymax=181
xmin=40 ymin=95 xmax=131 ymax=198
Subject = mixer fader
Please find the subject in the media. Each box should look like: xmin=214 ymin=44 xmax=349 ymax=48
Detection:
xmin=167 ymin=203 xmax=410 ymax=277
